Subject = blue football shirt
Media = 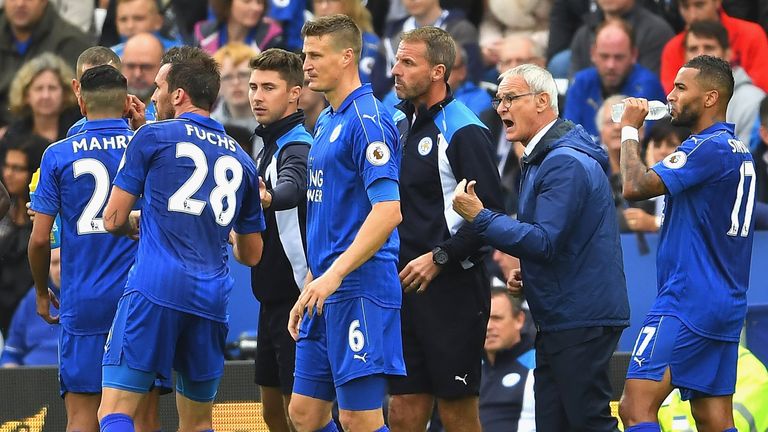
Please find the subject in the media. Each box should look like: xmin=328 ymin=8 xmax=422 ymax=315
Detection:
xmin=114 ymin=113 xmax=265 ymax=322
xmin=31 ymin=119 xmax=136 ymax=335
xmin=651 ymin=122 xmax=755 ymax=341
xmin=306 ymin=84 xmax=401 ymax=307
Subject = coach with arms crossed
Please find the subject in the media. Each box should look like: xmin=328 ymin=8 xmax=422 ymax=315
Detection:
xmin=452 ymin=63 xmax=630 ymax=431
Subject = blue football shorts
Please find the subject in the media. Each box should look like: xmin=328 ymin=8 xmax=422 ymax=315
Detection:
xmin=103 ymin=291 xmax=229 ymax=389
xmin=293 ymin=296 xmax=406 ymax=408
xmin=59 ymin=329 xmax=108 ymax=396
xmin=626 ymin=314 xmax=737 ymax=400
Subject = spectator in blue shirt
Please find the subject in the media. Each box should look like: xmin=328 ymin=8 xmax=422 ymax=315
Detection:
xmin=564 ymin=19 xmax=665 ymax=139
xmin=0 ymin=247 xmax=61 ymax=367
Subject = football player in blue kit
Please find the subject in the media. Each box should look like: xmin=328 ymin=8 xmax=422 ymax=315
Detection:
xmin=96 ymin=46 xmax=266 ymax=432
xmin=67 ymin=46 xmax=153 ymax=138
xmin=286 ymin=14 xmax=405 ymax=432
xmin=28 ymin=65 xmax=162 ymax=432
xmin=617 ymin=55 xmax=755 ymax=432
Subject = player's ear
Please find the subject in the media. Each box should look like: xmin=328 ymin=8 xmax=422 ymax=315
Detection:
xmin=704 ymin=89 xmax=719 ymax=108
xmin=121 ymin=94 xmax=131 ymax=116
xmin=342 ymin=47 xmax=354 ymax=68
xmin=71 ymin=79 xmax=80 ymax=98
xmin=172 ymin=88 xmax=184 ymax=106
xmin=77 ymin=93 xmax=87 ymax=117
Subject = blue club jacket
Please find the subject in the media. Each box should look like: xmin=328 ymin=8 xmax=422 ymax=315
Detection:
xmin=472 ymin=119 xmax=630 ymax=332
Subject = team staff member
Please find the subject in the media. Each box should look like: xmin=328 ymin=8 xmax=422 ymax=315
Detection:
xmin=248 ymin=47 xmax=312 ymax=432
xmin=387 ymin=26 xmax=504 ymax=432
xmin=452 ymin=63 xmax=629 ymax=431
xmin=480 ymin=289 xmax=536 ymax=432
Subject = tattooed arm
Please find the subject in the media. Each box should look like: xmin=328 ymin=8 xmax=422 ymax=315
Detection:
xmin=103 ymin=186 xmax=139 ymax=237
xmin=619 ymin=97 xmax=668 ymax=201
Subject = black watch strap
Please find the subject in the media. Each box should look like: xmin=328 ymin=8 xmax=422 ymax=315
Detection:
xmin=432 ymin=246 xmax=450 ymax=266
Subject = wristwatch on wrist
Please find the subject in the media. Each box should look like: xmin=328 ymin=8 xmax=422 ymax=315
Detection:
xmin=432 ymin=246 xmax=450 ymax=266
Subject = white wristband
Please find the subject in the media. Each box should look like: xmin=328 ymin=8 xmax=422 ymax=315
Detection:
xmin=621 ymin=126 xmax=639 ymax=143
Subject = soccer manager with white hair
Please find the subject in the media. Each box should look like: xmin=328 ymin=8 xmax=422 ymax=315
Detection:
xmin=452 ymin=63 xmax=630 ymax=431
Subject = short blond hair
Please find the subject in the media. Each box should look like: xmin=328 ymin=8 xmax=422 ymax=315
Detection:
xmin=213 ymin=42 xmax=258 ymax=67
xmin=302 ymin=14 xmax=362 ymax=63
xmin=9 ymin=53 xmax=76 ymax=116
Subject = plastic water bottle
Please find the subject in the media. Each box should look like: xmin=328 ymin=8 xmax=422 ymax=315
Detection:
xmin=611 ymin=100 xmax=670 ymax=123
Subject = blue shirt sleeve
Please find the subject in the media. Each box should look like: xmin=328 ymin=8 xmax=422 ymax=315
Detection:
xmin=651 ymin=135 xmax=723 ymax=196
xmin=366 ymin=178 xmax=400 ymax=204
xmin=351 ymin=107 xmax=400 ymax=189
xmin=233 ymin=165 xmax=267 ymax=234
xmin=31 ymin=150 xmax=61 ymax=216
xmin=114 ymin=126 xmax=155 ymax=195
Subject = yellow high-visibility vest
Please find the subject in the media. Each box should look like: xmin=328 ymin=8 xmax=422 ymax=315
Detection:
xmin=658 ymin=346 xmax=768 ymax=432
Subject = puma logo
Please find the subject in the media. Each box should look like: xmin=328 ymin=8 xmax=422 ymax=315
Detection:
xmin=362 ymin=114 xmax=377 ymax=122
xmin=633 ymin=356 xmax=644 ymax=368
xmin=454 ymin=374 xmax=468 ymax=385
xmin=354 ymin=353 xmax=368 ymax=363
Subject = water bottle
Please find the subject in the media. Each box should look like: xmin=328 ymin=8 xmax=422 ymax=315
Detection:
xmin=611 ymin=100 xmax=670 ymax=123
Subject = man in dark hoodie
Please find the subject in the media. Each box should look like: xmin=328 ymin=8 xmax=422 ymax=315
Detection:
xmin=248 ymin=47 xmax=311 ymax=432
xmin=452 ymin=63 xmax=629 ymax=431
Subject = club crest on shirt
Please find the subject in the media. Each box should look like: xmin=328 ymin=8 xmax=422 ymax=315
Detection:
xmin=418 ymin=137 xmax=433 ymax=156
xmin=662 ymin=151 xmax=687 ymax=169
xmin=366 ymin=141 xmax=390 ymax=166
xmin=502 ymin=372 xmax=521 ymax=387
xmin=329 ymin=124 xmax=343 ymax=142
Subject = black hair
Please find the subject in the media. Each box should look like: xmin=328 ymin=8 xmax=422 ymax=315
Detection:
xmin=683 ymin=54 xmax=734 ymax=105
xmin=161 ymin=46 xmax=221 ymax=111
xmin=80 ymin=64 xmax=127 ymax=93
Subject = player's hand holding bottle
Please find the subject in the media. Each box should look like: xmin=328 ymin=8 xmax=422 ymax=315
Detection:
xmin=618 ymin=97 xmax=650 ymax=130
